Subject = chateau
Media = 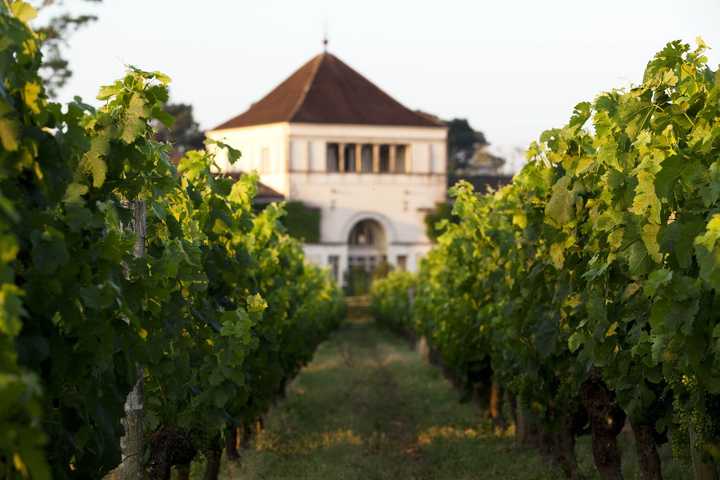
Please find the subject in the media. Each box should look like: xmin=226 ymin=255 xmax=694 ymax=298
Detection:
xmin=207 ymin=51 xmax=448 ymax=285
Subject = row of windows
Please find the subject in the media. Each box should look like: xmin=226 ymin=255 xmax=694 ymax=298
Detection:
xmin=219 ymin=140 xmax=442 ymax=175
xmin=327 ymin=254 xmax=408 ymax=281
xmin=326 ymin=143 xmax=408 ymax=174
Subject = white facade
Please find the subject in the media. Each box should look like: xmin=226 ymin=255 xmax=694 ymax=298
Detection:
xmin=208 ymin=121 xmax=447 ymax=285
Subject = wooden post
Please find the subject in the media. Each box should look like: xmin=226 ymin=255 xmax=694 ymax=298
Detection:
xmin=690 ymin=428 xmax=718 ymax=480
xmin=121 ymin=200 xmax=146 ymax=479
xmin=397 ymin=145 xmax=407 ymax=173
xmin=631 ymin=419 xmax=663 ymax=480
xmin=372 ymin=144 xmax=380 ymax=173
xmin=338 ymin=143 xmax=345 ymax=173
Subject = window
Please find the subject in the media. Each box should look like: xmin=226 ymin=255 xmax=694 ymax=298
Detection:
xmin=350 ymin=256 xmax=369 ymax=271
xmin=349 ymin=220 xmax=379 ymax=246
xmin=323 ymin=143 xmax=410 ymax=174
xmin=395 ymin=145 xmax=407 ymax=173
xmin=361 ymin=144 xmax=373 ymax=172
xmin=429 ymin=143 xmax=435 ymax=173
xmin=328 ymin=255 xmax=339 ymax=281
xmin=368 ymin=255 xmax=378 ymax=271
xmin=344 ymin=144 xmax=356 ymax=172
xmin=379 ymin=145 xmax=390 ymax=172
xmin=261 ymin=147 xmax=271 ymax=173
xmin=307 ymin=141 xmax=314 ymax=171
xmin=290 ymin=140 xmax=304 ymax=171
xmin=397 ymin=255 xmax=407 ymax=271
xmin=326 ymin=143 xmax=339 ymax=172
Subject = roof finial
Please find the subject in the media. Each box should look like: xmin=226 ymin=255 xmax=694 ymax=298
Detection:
xmin=323 ymin=20 xmax=329 ymax=52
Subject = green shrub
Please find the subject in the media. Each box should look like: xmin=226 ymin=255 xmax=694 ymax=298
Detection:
xmin=284 ymin=201 xmax=321 ymax=243
xmin=370 ymin=271 xmax=416 ymax=336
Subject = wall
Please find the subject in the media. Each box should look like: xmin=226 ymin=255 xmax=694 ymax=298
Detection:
xmin=287 ymin=123 xmax=447 ymax=245
xmin=206 ymin=122 xmax=290 ymax=195
xmin=207 ymin=121 xmax=447 ymax=284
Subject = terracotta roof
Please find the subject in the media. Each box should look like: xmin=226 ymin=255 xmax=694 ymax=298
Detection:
xmin=212 ymin=52 xmax=444 ymax=130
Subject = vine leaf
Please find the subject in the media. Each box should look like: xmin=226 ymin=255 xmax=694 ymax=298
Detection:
xmin=694 ymin=214 xmax=720 ymax=290
xmin=641 ymin=223 xmax=662 ymax=263
xmin=545 ymin=176 xmax=575 ymax=226
xmin=0 ymin=116 xmax=20 ymax=151
xmin=120 ymin=93 xmax=150 ymax=143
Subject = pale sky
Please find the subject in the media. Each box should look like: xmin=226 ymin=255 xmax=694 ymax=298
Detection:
xmin=52 ymin=0 xmax=720 ymax=155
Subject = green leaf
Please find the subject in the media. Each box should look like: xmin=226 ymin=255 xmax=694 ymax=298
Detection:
xmin=586 ymin=291 xmax=607 ymax=324
xmin=120 ymin=93 xmax=150 ymax=144
xmin=660 ymin=217 xmax=705 ymax=269
xmin=545 ymin=176 xmax=575 ymax=226
xmin=622 ymin=283 xmax=641 ymax=300
xmin=0 ymin=283 xmax=24 ymax=335
xmin=213 ymin=389 xmax=230 ymax=408
xmin=700 ymin=162 xmax=720 ymax=207
xmin=650 ymin=334 xmax=666 ymax=364
xmin=644 ymin=269 xmax=672 ymax=297
xmin=63 ymin=183 xmax=89 ymax=204
xmin=151 ymin=71 xmax=172 ymax=85
xmin=97 ymin=83 xmax=123 ymax=101
xmin=81 ymin=137 xmax=109 ymax=188
xmin=641 ymin=223 xmax=662 ymax=264
xmin=228 ymin=176 xmax=256 ymax=207
xmin=533 ymin=315 xmax=558 ymax=358
xmin=31 ymin=229 xmax=69 ymax=275
xmin=64 ymin=205 xmax=95 ymax=232
xmin=220 ymin=308 xmax=253 ymax=343
xmin=152 ymin=108 xmax=175 ymax=128
xmin=654 ymin=155 xmax=684 ymax=200
xmin=606 ymin=321 xmax=619 ymax=337
xmin=549 ymin=243 xmax=565 ymax=269
xmin=23 ymin=82 xmax=42 ymax=114
xmin=630 ymin=158 xmax=662 ymax=224
xmin=628 ymin=241 xmax=651 ymax=276
xmin=608 ymin=228 xmax=624 ymax=251
xmin=694 ymin=214 xmax=720 ymax=290
xmin=247 ymin=293 xmax=268 ymax=313
xmin=0 ymin=234 xmax=18 ymax=263
xmin=0 ymin=192 xmax=19 ymax=223
xmin=512 ymin=212 xmax=527 ymax=229
xmin=207 ymin=139 xmax=242 ymax=165
xmin=649 ymin=297 xmax=699 ymax=335
xmin=10 ymin=2 xmax=38 ymax=22
xmin=568 ymin=331 xmax=585 ymax=352
xmin=0 ymin=116 xmax=20 ymax=151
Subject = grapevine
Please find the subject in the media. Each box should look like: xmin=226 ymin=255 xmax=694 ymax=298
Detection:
xmin=0 ymin=3 xmax=343 ymax=478
xmin=372 ymin=38 xmax=720 ymax=479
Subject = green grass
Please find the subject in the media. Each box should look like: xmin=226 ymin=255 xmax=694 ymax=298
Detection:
xmin=187 ymin=315 xmax=690 ymax=479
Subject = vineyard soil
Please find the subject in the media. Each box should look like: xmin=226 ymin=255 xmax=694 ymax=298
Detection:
xmin=181 ymin=312 xmax=686 ymax=479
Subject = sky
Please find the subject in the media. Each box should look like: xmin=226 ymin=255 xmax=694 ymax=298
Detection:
xmin=50 ymin=0 xmax=720 ymax=163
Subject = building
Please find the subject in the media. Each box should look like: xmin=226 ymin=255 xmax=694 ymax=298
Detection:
xmin=206 ymin=51 xmax=448 ymax=285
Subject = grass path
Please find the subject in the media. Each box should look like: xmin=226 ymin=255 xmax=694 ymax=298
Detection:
xmin=201 ymin=314 xmax=560 ymax=480
xmin=184 ymin=309 xmax=690 ymax=479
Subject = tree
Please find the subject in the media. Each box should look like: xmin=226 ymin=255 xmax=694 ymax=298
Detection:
xmin=31 ymin=0 xmax=103 ymax=97
xmin=153 ymin=102 xmax=206 ymax=161
xmin=424 ymin=202 xmax=456 ymax=242
xmin=446 ymin=118 xmax=487 ymax=173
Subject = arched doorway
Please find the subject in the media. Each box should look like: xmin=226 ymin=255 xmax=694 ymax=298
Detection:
xmin=347 ymin=219 xmax=387 ymax=271
xmin=346 ymin=219 xmax=387 ymax=293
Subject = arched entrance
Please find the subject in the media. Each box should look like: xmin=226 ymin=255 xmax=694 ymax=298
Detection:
xmin=344 ymin=219 xmax=387 ymax=294
xmin=347 ymin=219 xmax=387 ymax=272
